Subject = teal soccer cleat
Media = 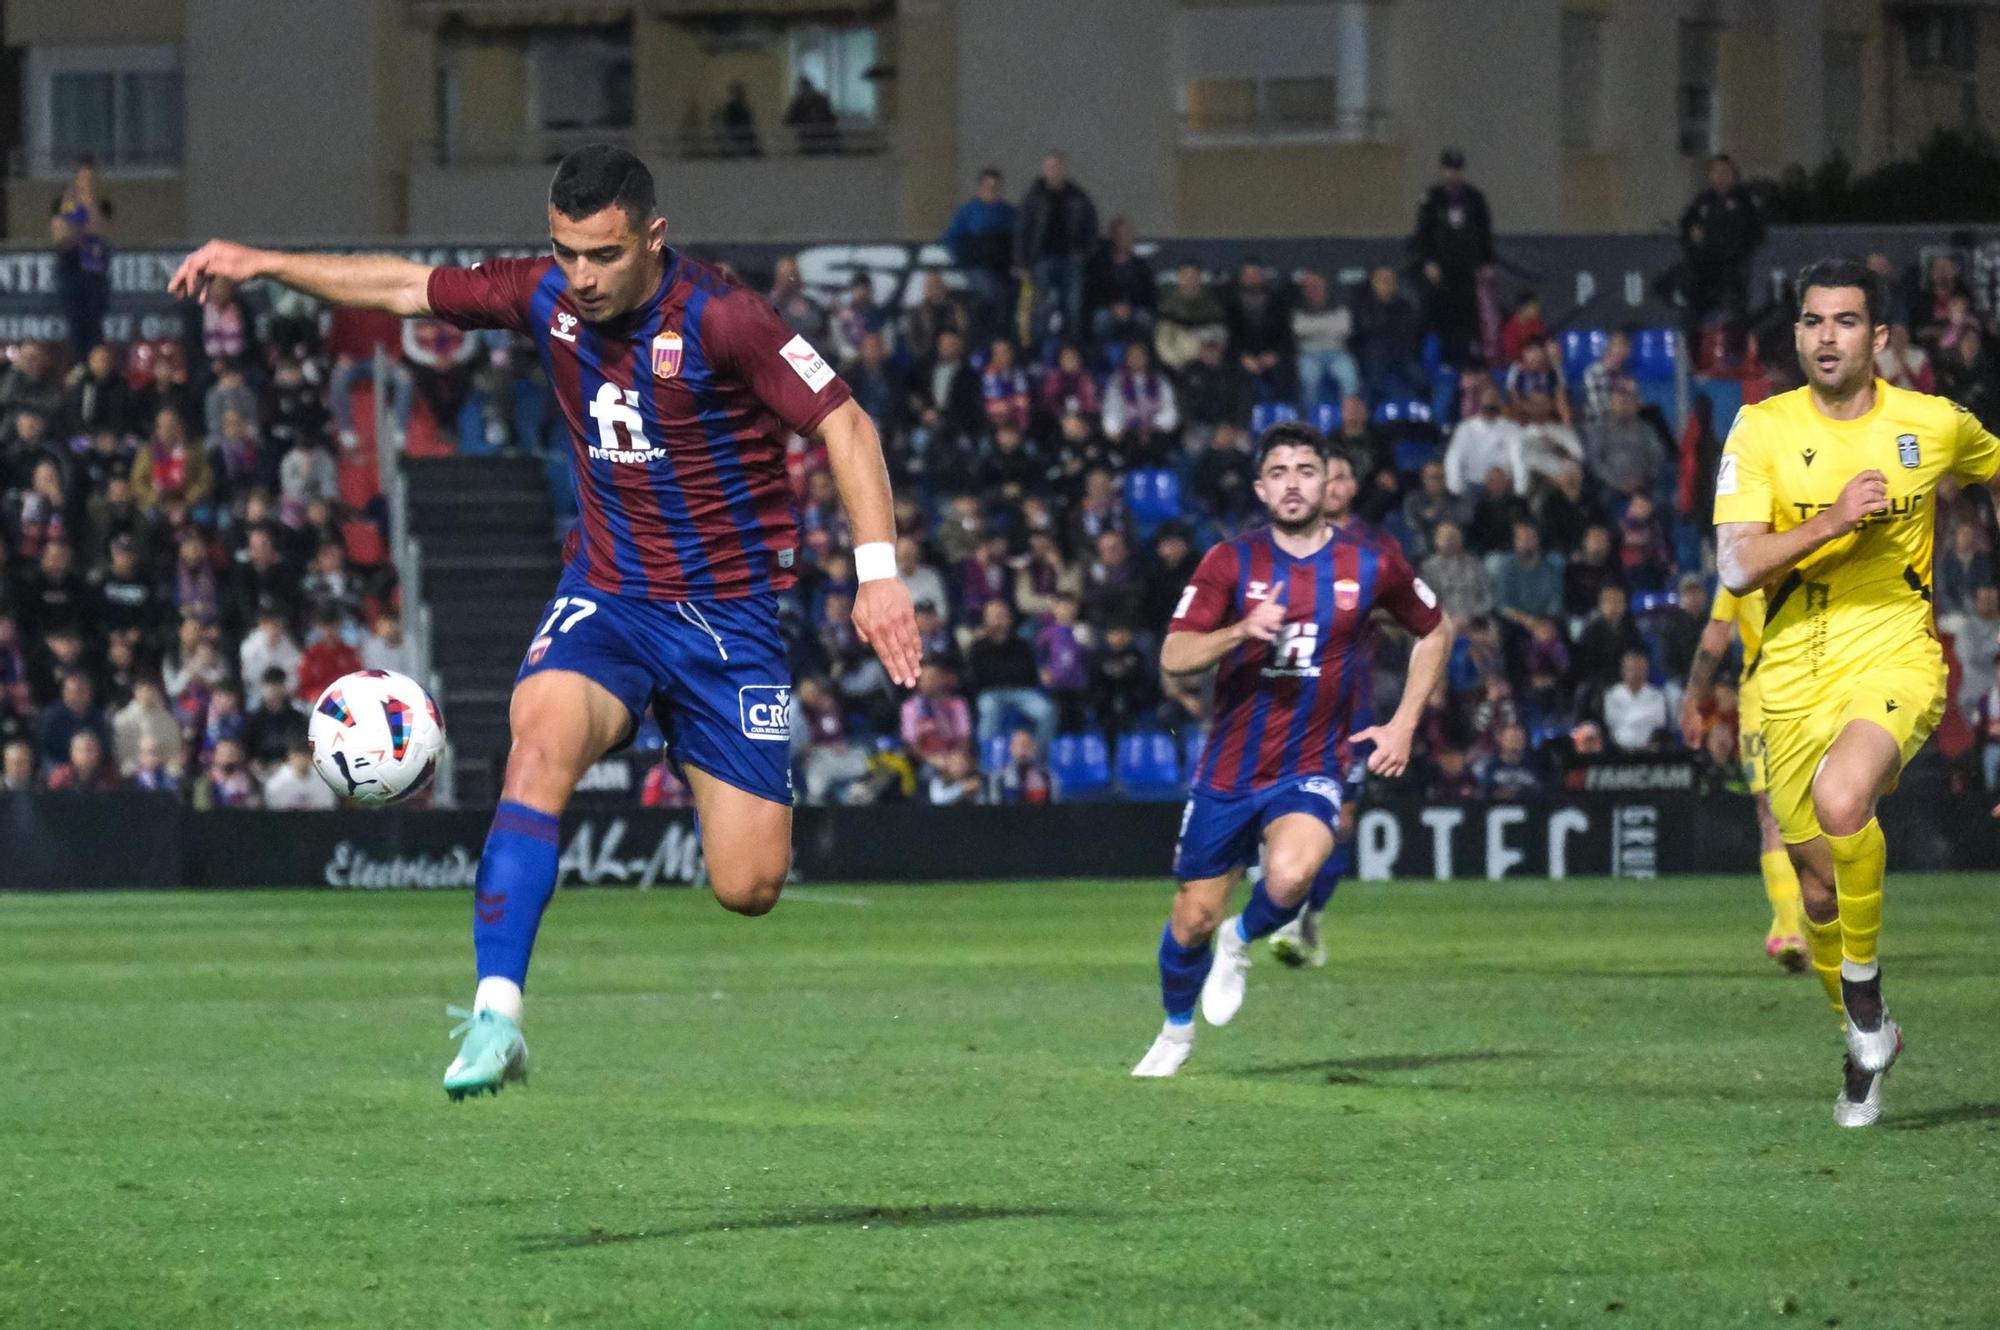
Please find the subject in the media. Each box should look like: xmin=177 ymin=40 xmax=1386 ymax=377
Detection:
xmin=442 ymin=1006 xmax=528 ymax=1102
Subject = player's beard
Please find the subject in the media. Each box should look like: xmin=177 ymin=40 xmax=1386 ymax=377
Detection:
xmin=1272 ymin=506 xmax=1323 ymax=538
xmin=1801 ymin=344 xmax=1873 ymax=402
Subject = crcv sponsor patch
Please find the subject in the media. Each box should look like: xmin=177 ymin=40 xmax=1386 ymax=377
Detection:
xmin=738 ymin=685 xmax=792 ymax=740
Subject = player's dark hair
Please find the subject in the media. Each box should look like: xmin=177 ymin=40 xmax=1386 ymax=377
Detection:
xmin=549 ymin=145 xmax=656 ymax=227
xmin=1255 ymin=420 xmax=1329 ymax=468
xmin=1795 ymin=256 xmax=1884 ymax=327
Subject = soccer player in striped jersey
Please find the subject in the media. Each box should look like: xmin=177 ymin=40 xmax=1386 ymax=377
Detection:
xmin=1678 ymin=582 xmax=1808 ymax=973
xmin=172 ymin=146 xmax=920 ymax=1100
xmin=1133 ymin=424 xmax=1455 ymax=1077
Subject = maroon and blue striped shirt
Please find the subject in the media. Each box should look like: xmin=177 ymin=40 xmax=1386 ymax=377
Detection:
xmin=427 ymin=250 xmax=852 ymax=602
xmin=1171 ymin=525 xmax=1441 ymax=795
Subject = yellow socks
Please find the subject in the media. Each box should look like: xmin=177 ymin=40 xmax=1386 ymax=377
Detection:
xmin=1827 ymin=819 xmax=1887 ymax=970
xmin=1760 ymin=849 xmax=1803 ymax=939
xmin=1801 ymin=910 xmax=1844 ymax=1015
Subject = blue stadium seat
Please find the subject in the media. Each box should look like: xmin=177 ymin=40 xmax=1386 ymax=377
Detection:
xmin=1430 ymin=364 xmax=1461 ymax=427
xmin=1312 ymin=402 xmax=1340 ymax=436
xmin=1124 ymin=469 xmax=1184 ymax=526
xmin=1630 ymin=590 xmax=1678 ymax=616
xmin=982 ymin=733 xmax=1010 ymax=773
xmin=1561 ymin=328 xmax=1608 ymax=383
xmin=1050 ymin=732 xmax=1111 ymax=794
xmin=1633 ymin=327 xmax=1679 ymax=381
xmin=1373 ymin=398 xmax=1432 ymax=425
xmin=1117 ymin=731 xmax=1183 ymax=797
xmin=1421 ymin=332 xmax=1443 ymax=374
xmin=1393 ymin=439 xmax=1442 ymax=475
xmin=1250 ymin=402 xmax=1300 ymax=433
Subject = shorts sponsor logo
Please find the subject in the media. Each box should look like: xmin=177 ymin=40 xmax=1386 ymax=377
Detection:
xmin=739 ymin=684 xmax=792 ymax=741
xmin=780 ymin=335 xmax=835 ymax=392
xmin=526 ymin=635 xmax=553 ymax=666
xmin=1298 ymin=776 xmax=1342 ymax=809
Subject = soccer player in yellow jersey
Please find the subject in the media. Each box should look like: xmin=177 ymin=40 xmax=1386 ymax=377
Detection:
xmin=1714 ymin=257 xmax=2000 ymax=1127
xmin=1680 ymin=584 xmax=1807 ymax=972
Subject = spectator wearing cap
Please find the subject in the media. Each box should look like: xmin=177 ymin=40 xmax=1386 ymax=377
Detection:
xmin=262 ymin=738 xmax=336 ymax=810
xmin=46 ymin=729 xmax=122 ymax=792
xmin=941 ymin=167 xmax=1019 ymax=342
xmin=1155 ymin=263 xmax=1228 ymax=373
xmin=1410 ymin=148 xmax=1495 ymax=368
xmin=38 ymin=670 xmax=110 ymax=771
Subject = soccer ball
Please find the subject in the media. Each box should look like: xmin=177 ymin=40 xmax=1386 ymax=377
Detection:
xmin=307 ymin=669 xmax=446 ymax=805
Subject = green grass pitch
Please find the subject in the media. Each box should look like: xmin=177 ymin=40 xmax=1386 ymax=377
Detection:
xmin=3 ymin=875 xmax=1998 ymax=1328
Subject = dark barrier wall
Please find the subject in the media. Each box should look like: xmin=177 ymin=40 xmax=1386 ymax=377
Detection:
xmin=1 ymin=225 xmax=1995 ymax=345
xmin=3 ymin=791 xmax=1996 ymax=891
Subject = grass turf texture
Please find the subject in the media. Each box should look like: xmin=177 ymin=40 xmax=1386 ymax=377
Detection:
xmin=4 ymin=876 xmax=1998 ymax=1329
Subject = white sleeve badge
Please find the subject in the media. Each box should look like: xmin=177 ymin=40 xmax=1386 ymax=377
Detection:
xmin=1414 ymin=577 xmax=1438 ymax=609
xmin=1715 ymin=454 xmax=1738 ymax=497
xmin=780 ymin=335 xmax=836 ymax=393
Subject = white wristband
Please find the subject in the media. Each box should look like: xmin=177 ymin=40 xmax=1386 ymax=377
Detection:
xmin=854 ymin=541 xmax=897 ymax=583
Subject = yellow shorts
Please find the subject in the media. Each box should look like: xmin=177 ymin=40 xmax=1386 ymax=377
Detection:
xmin=1761 ymin=659 xmax=1946 ymax=844
xmin=1737 ymin=677 xmax=1766 ymax=794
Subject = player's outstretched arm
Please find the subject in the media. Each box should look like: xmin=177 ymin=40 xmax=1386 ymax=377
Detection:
xmin=1715 ymin=469 xmax=1886 ymax=595
xmin=1352 ymin=610 xmax=1455 ymax=779
xmin=1679 ymin=617 xmax=1735 ymax=746
xmin=818 ymin=400 xmax=920 ymax=689
xmin=170 ymin=240 xmax=434 ymax=316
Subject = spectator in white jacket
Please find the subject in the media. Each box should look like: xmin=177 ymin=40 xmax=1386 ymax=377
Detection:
xmin=1444 ymin=384 xmax=1527 ymax=497
xmin=1603 ymin=649 xmax=1669 ymax=751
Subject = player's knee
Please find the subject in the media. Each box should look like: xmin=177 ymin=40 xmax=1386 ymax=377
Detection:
xmin=1811 ymin=783 xmax=1872 ymax=838
xmin=501 ymin=738 xmax=585 ymax=807
xmin=709 ymin=857 xmax=789 ymax=917
xmin=1171 ymin=890 xmax=1223 ymax=940
xmin=1260 ymin=855 xmax=1316 ymax=905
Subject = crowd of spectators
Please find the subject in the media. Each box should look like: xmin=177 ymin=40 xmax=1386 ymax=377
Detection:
xmin=9 ymin=148 xmax=2000 ymax=811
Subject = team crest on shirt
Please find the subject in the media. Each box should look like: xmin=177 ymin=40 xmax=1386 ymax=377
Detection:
xmin=651 ymin=330 xmax=684 ymax=380
xmin=1333 ymin=578 xmax=1361 ymax=611
xmin=526 ymin=635 xmax=553 ymax=666
xmin=1897 ymin=433 xmax=1920 ymax=468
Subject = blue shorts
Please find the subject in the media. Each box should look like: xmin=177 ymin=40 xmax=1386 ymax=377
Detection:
xmin=1172 ymin=776 xmax=1344 ymax=882
xmin=516 ymin=569 xmax=794 ymax=804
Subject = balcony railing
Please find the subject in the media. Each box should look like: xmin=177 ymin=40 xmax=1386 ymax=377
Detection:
xmin=414 ymin=122 xmax=890 ymax=169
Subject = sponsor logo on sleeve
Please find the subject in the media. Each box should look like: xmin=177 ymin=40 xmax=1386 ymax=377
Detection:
xmin=780 ymin=335 xmax=835 ymax=392
xmin=1716 ymin=454 xmax=1738 ymax=496
xmin=1413 ymin=577 xmax=1438 ymax=609
xmin=738 ymin=685 xmax=793 ymax=741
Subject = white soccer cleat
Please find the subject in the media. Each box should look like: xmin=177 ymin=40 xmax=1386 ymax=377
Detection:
xmin=1131 ymin=1022 xmax=1195 ymax=1078
xmin=1201 ymin=919 xmax=1251 ymax=1026
xmin=1833 ymin=1056 xmax=1886 ymax=1128
xmin=1269 ymin=910 xmax=1326 ymax=969
xmin=1843 ymin=1013 xmax=1904 ymax=1077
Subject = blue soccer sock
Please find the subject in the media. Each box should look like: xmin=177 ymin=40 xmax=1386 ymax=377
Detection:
xmin=1158 ymin=923 xmax=1213 ymax=1025
xmin=472 ymin=801 xmax=562 ymax=998
xmin=1306 ymin=841 xmax=1351 ymax=913
xmin=1238 ymin=875 xmax=1306 ymax=942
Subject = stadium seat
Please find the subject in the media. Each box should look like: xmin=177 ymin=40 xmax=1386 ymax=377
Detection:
xmin=1116 ymin=731 xmax=1183 ymax=797
xmin=982 ymin=733 xmax=1010 ymax=773
xmin=1050 ymin=732 xmax=1111 ymax=794
xmin=1250 ymin=402 xmax=1300 ymax=433
xmin=1633 ymin=327 xmax=1679 ymax=381
xmin=1430 ymin=364 xmax=1461 ymax=427
xmin=1561 ymin=328 xmax=1608 ymax=384
xmin=1393 ymin=438 xmax=1443 ymax=475
xmin=1373 ymin=399 xmax=1432 ymax=425
xmin=1124 ymin=468 xmax=1178 ymax=523
xmin=1312 ymin=402 xmax=1340 ymax=436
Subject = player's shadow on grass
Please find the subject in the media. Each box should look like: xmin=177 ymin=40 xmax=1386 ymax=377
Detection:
xmin=1886 ymin=1102 xmax=2000 ymax=1132
xmin=517 ymin=1203 xmax=1099 ymax=1253
xmin=1232 ymin=1049 xmax=1545 ymax=1084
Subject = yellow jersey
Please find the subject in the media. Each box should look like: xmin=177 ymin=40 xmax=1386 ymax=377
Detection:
xmin=1713 ymin=379 xmax=2000 ymax=716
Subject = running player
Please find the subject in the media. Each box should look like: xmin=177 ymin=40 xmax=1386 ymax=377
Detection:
xmin=1678 ymin=582 xmax=1807 ymax=972
xmin=170 ymin=146 xmax=920 ymax=1100
xmin=1132 ymin=423 xmax=1454 ymax=1077
xmin=1267 ymin=445 xmax=1379 ymax=969
xmin=1713 ymin=256 xmax=2000 ymax=1126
